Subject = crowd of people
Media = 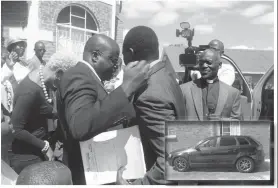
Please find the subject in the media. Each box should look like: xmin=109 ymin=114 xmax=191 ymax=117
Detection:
xmin=1 ymin=25 xmax=242 ymax=185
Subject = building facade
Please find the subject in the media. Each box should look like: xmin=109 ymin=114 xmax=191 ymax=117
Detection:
xmin=1 ymin=0 xmax=124 ymax=61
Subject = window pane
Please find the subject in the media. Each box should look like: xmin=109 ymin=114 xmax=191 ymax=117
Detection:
xmin=207 ymin=138 xmax=217 ymax=147
xmin=85 ymin=32 xmax=95 ymax=41
xmin=57 ymin=6 xmax=70 ymax=24
xmin=86 ymin=12 xmax=97 ymax=30
xmin=71 ymin=28 xmax=85 ymax=60
xmin=237 ymin=137 xmax=250 ymax=145
xmin=219 ymin=137 xmax=236 ymax=146
xmin=71 ymin=28 xmax=84 ymax=41
xmin=71 ymin=16 xmax=85 ymax=28
xmin=246 ymin=137 xmax=259 ymax=146
xmin=71 ymin=6 xmax=85 ymax=17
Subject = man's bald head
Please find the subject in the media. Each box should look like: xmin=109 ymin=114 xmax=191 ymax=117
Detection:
xmin=34 ymin=41 xmax=46 ymax=59
xmin=83 ymin=34 xmax=120 ymax=81
xmin=208 ymin=39 xmax=224 ymax=55
xmin=16 ymin=161 xmax=72 ymax=185
xmin=84 ymin=34 xmax=119 ymax=54
xmin=198 ymin=49 xmax=222 ymax=80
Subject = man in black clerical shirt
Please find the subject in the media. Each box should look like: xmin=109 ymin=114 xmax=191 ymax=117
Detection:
xmin=180 ymin=48 xmax=241 ymax=120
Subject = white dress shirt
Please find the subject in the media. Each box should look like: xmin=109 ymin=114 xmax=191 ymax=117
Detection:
xmin=1 ymin=63 xmax=30 ymax=84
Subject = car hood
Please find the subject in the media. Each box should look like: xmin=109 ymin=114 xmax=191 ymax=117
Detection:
xmin=170 ymin=147 xmax=197 ymax=155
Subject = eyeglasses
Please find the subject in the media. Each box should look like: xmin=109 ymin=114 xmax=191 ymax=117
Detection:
xmin=95 ymin=50 xmax=119 ymax=70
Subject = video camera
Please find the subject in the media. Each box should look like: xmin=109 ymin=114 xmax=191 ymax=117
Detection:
xmin=176 ymin=22 xmax=210 ymax=69
xmin=179 ymin=45 xmax=210 ymax=68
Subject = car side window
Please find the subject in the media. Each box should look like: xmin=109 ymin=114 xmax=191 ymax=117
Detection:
xmin=200 ymin=138 xmax=217 ymax=148
xmin=237 ymin=137 xmax=250 ymax=145
xmin=219 ymin=137 xmax=237 ymax=146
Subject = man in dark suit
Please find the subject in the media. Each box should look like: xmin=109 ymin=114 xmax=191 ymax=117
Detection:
xmin=56 ymin=34 xmax=150 ymax=185
xmin=180 ymin=48 xmax=241 ymax=121
xmin=117 ymin=26 xmax=186 ymax=185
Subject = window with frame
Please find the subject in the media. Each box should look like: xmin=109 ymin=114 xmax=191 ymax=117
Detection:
xmin=199 ymin=138 xmax=217 ymax=148
xmin=221 ymin=121 xmax=231 ymax=136
xmin=236 ymin=137 xmax=250 ymax=145
xmin=56 ymin=5 xmax=99 ymax=59
xmin=219 ymin=137 xmax=237 ymax=146
xmin=57 ymin=5 xmax=98 ymax=31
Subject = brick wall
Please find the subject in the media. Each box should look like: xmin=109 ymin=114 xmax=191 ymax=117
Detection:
xmin=115 ymin=1 xmax=124 ymax=55
xmin=39 ymin=1 xmax=111 ymax=32
xmin=115 ymin=16 xmax=124 ymax=54
xmin=38 ymin=1 xmax=112 ymax=61
xmin=240 ymin=121 xmax=271 ymax=158
xmin=166 ymin=121 xmax=218 ymax=153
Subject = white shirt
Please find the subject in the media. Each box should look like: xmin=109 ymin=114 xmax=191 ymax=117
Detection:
xmin=1 ymin=63 xmax=30 ymax=84
xmin=218 ymin=63 xmax=235 ymax=86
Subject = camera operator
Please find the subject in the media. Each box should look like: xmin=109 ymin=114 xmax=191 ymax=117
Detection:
xmin=209 ymin=39 xmax=235 ymax=86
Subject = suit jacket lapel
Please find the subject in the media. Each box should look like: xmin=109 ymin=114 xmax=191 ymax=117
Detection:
xmin=191 ymin=80 xmax=203 ymax=120
xmin=215 ymin=81 xmax=228 ymax=116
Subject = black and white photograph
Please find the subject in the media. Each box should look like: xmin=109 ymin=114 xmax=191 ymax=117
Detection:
xmin=1 ymin=0 xmax=276 ymax=186
xmin=165 ymin=121 xmax=273 ymax=184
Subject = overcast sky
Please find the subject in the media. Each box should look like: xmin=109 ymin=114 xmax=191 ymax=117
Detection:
xmin=121 ymin=0 xmax=274 ymax=51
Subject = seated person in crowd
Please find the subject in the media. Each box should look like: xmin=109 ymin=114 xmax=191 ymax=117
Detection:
xmin=16 ymin=161 xmax=72 ymax=185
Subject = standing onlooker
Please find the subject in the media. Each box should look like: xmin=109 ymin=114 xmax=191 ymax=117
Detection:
xmin=208 ymin=39 xmax=235 ymax=86
xmin=27 ymin=41 xmax=46 ymax=71
xmin=2 ymin=38 xmax=29 ymax=90
xmin=10 ymin=51 xmax=77 ymax=174
xmin=180 ymin=49 xmax=241 ymax=121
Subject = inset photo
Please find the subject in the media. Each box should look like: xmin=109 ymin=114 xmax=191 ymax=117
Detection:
xmin=165 ymin=121 xmax=273 ymax=183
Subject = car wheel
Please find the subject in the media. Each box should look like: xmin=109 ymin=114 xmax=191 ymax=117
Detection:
xmin=236 ymin=157 xmax=255 ymax=173
xmin=173 ymin=157 xmax=190 ymax=172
